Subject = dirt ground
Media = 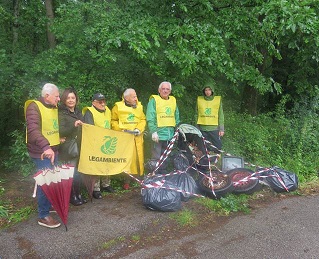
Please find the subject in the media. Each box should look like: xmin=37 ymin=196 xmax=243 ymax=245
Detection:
xmin=1 ymin=169 xmax=318 ymax=257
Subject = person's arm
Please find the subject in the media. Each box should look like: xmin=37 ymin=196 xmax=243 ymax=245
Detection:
xmin=175 ymin=105 xmax=180 ymax=126
xmin=218 ymin=100 xmax=225 ymax=135
xmin=146 ymin=98 xmax=157 ymax=134
xmin=26 ymin=102 xmax=51 ymax=151
xmin=111 ymin=104 xmax=121 ymax=131
xmin=146 ymin=98 xmax=160 ymax=142
xmin=83 ymin=110 xmax=94 ymax=125
xmin=26 ymin=102 xmax=56 ymax=164
xmin=194 ymin=99 xmax=199 ymax=126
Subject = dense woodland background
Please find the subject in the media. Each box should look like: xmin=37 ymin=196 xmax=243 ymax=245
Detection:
xmin=0 ymin=0 xmax=318 ymax=181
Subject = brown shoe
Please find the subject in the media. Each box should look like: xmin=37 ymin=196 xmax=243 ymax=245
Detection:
xmin=38 ymin=216 xmax=61 ymax=228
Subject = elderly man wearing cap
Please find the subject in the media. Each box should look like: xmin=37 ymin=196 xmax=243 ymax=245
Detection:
xmin=82 ymin=93 xmax=115 ymax=199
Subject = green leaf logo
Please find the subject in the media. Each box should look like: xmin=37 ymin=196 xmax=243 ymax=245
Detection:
xmin=101 ymin=136 xmax=117 ymax=154
xmin=127 ymin=113 xmax=135 ymax=121
xmin=165 ymin=107 xmax=171 ymax=115
xmin=204 ymin=108 xmax=211 ymax=115
xmin=104 ymin=120 xmax=110 ymax=129
xmin=53 ymin=119 xmax=59 ymax=130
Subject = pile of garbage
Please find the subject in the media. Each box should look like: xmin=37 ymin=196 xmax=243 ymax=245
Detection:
xmin=138 ymin=124 xmax=298 ymax=212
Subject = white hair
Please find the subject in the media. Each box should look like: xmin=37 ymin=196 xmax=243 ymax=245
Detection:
xmin=123 ymin=88 xmax=136 ymax=98
xmin=158 ymin=81 xmax=172 ymax=91
xmin=41 ymin=83 xmax=58 ymax=97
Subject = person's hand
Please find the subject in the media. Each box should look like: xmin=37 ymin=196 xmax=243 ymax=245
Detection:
xmin=42 ymin=148 xmax=55 ymax=165
xmin=133 ymin=129 xmax=141 ymax=136
xmin=219 ymin=130 xmax=225 ymax=137
xmin=60 ymin=137 xmax=66 ymax=144
xmin=75 ymin=120 xmax=83 ymax=127
xmin=152 ymin=132 xmax=159 ymax=143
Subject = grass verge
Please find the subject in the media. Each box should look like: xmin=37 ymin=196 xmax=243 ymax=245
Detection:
xmin=195 ymin=194 xmax=250 ymax=216
xmin=169 ymin=208 xmax=198 ymax=227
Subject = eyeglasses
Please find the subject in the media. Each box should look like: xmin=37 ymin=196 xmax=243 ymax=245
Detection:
xmin=94 ymin=100 xmax=105 ymax=104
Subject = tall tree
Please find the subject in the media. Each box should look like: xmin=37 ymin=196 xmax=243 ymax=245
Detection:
xmin=44 ymin=0 xmax=56 ymax=48
xmin=12 ymin=0 xmax=19 ymax=49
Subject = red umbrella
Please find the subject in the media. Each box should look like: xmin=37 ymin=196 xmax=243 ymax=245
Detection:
xmin=33 ymin=164 xmax=74 ymax=230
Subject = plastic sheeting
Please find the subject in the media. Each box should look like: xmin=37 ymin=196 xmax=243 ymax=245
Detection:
xmin=141 ymin=177 xmax=182 ymax=212
xmin=261 ymin=166 xmax=298 ymax=193
xmin=165 ymin=172 xmax=199 ymax=202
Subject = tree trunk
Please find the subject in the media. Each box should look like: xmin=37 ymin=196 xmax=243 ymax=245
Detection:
xmin=44 ymin=0 xmax=56 ymax=49
xmin=12 ymin=0 xmax=19 ymax=53
xmin=241 ymin=85 xmax=258 ymax=116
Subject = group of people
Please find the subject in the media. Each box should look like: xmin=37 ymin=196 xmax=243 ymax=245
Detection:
xmin=24 ymin=81 xmax=224 ymax=229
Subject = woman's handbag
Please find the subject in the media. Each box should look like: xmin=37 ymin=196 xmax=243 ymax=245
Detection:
xmin=60 ymin=137 xmax=79 ymax=159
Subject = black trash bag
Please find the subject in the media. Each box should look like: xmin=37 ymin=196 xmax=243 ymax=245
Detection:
xmin=173 ymin=152 xmax=190 ymax=171
xmin=144 ymin=159 xmax=158 ymax=174
xmin=145 ymin=158 xmax=170 ymax=175
xmin=141 ymin=177 xmax=182 ymax=212
xmin=261 ymin=166 xmax=298 ymax=193
xmin=165 ymin=172 xmax=199 ymax=202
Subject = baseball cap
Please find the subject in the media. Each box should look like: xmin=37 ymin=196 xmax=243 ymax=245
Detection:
xmin=92 ymin=93 xmax=105 ymax=101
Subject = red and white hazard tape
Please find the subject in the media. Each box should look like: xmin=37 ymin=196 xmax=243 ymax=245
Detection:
xmin=153 ymin=131 xmax=179 ymax=174
xmin=203 ymin=140 xmax=291 ymax=192
xmin=231 ymin=168 xmax=289 ymax=192
xmin=124 ymin=171 xmax=207 ymax=198
xmin=149 ymin=183 xmax=206 ymax=198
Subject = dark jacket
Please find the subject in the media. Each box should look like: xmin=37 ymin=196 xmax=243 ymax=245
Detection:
xmin=25 ymin=97 xmax=59 ymax=158
xmin=58 ymin=104 xmax=83 ymax=161
xmin=58 ymin=104 xmax=83 ymax=140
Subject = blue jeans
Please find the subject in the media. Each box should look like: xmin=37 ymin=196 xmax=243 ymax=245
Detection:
xmin=32 ymin=157 xmax=57 ymax=218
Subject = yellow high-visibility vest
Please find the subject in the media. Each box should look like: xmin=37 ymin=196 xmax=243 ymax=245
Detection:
xmin=24 ymin=100 xmax=60 ymax=145
xmin=197 ymin=96 xmax=221 ymax=125
xmin=82 ymin=106 xmax=111 ymax=129
xmin=151 ymin=95 xmax=176 ymax=127
xmin=115 ymin=101 xmax=144 ymax=130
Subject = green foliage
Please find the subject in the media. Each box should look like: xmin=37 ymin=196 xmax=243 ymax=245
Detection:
xmin=0 ymin=205 xmax=8 ymax=218
xmin=3 ymin=129 xmax=35 ymax=177
xmin=196 ymin=194 xmax=250 ymax=216
xmin=101 ymin=239 xmax=118 ymax=249
xmin=170 ymin=209 xmax=198 ymax=227
xmin=8 ymin=206 xmax=34 ymax=224
xmin=107 ymin=174 xmax=141 ymax=192
xmin=0 ymin=0 xmax=319 ymax=185
xmin=131 ymin=235 xmax=140 ymax=242
xmin=101 ymin=236 xmax=126 ymax=249
xmin=0 ymin=178 xmax=4 ymax=195
xmin=223 ymin=109 xmax=319 ymax=181
xmin=0 ymin=182 xmax=34 ymax=226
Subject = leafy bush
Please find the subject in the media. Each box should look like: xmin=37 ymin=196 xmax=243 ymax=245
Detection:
xmin=3 ymin=129 xmax=35 ymax=177
xmin=223 ymin=111 xmax=319 ymax=182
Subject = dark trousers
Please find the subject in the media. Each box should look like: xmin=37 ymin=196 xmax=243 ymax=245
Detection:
xmin=151 ymin=140 xmax=170 ymax=173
